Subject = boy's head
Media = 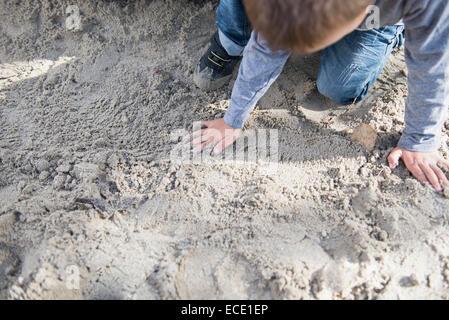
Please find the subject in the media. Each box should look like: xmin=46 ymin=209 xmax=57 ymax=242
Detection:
xmin=243 ymin=0 xmax=373 ymax=54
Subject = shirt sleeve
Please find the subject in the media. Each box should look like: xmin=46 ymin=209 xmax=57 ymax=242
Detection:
xmin=398 ymin=0 xmax=449 ymax=152
xmin=223 ymin=31 xmax=290 ymax=129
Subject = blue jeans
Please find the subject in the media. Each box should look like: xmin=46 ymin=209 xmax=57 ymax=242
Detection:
xmin=317 ymin=26 xmax=404 ymax=105
xmin=216 ymin=0 xmax=405 ymax=104
xmin=216 ymin=0 xmax=251 ymax=56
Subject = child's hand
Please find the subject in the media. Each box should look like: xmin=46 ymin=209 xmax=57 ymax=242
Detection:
xmin=188 ymin=118 xmax=241 ymax=154
xmin=388 ymin=147 xmax=449 ymax=191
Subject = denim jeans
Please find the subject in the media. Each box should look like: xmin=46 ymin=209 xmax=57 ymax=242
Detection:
xmin=216 ymin=0 xmax=405 ymax=104
xmin=216 ymin=0 xmax=251 ymax=56
xmin=317 ymin=25 xmax=405 ymax=105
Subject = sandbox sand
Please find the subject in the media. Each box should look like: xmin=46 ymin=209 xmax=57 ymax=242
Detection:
xmin=1 ymin=0 xmax=449 ymax=300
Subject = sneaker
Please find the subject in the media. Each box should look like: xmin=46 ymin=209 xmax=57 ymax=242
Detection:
xmin=193 ymin=32 xmax=241 ymax=91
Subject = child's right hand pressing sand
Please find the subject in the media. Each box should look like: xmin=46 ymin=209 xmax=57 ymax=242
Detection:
xmin=388 ymin=147 xmax=449 ymax=192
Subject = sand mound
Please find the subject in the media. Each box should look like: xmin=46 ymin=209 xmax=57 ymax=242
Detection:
xmin=1 ymin=0 xmax=449 ymax=299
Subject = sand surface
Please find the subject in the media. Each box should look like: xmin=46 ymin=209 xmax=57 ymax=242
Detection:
xmin=1 ymin=0 xmax=449 ymax=300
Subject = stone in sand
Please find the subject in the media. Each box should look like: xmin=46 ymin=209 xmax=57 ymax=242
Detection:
xmin=443 ymin=185 xmax=449 ymax=199
xmin=351 ymin=124 xmax=377 ymax=152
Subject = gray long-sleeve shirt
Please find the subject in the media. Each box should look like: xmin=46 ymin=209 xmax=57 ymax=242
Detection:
xmin=223 ymin=0 xmax=449 ymax=152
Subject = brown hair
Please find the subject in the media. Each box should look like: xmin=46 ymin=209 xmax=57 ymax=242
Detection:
xmin=243 ymin=0 xmax=373 ymax=53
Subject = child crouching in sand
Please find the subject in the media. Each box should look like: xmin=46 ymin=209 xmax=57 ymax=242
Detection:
xmin=191 ymin=0 xmax=449 ymax=192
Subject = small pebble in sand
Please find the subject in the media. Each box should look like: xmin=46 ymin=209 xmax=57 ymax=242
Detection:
xmin=154 ymin=70 xmax=170 ymax=81
xmin=53 ymin=174 xmax=66 ymax=190
xmin=360 ymin=167 xmax=370 ymax=177
xmin=351 ymin=124 xmax=377 ymax=152
xmin=56 ymin=164 xmax=72 ymax=173
xmin=21 ymin=185 xmax=34 ymax=195
xmin=400 ymin=274 xmax=419 ymax=287
xmin=359 ymin=251 xmax=371 ymax=263
xmin=39 ymin=171 xmax=50 ymax=182
xmin=377 ymin=230 xmax=388 ymax=242
xmin=23 ymin=164 xmax=33 ymax=173
xmin=36 ymin=159 xmax=50 ymax=172
xmin=443 ymin=185 xmax=449 ymax=199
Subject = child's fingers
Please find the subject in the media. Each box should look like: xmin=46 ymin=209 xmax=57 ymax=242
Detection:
xmin=185 ymin=129 xmax=209 ymax=146
xmin=420 ymin=163 xmax=442 ymax=191
xmin=192 ymin=137 xmax=213 ymax=153
xmin=190 ymin=132 xmax=211 ymax=146
xmin=432 ymin=164 xmax=448 ymax=188
xmin=404 ymin=158 xmax=428 ymax=184
xmin=213 ymin=138 xmax=227 ymax=154
xmin=388 ymin=147 xmax=403 ymax=169
xmin=213 ymin=134 xmax=238 ymax=154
